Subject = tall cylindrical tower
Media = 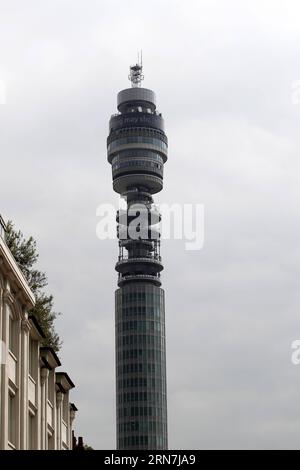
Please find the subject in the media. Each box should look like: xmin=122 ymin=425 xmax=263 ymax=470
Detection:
xmin=107 ymin=61 xmax=168 ymax=450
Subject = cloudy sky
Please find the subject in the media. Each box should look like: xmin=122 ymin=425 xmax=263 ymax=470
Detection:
xmin=1 ymin=0 xmax=300 ymax=449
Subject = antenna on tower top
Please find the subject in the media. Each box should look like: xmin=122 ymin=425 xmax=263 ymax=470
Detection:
xmin=128 ymin=50 xmax=144 ymax=87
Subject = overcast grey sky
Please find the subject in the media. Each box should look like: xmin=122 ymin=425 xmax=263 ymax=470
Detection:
xmin=1 ymin=0 xmax=300 ymax=449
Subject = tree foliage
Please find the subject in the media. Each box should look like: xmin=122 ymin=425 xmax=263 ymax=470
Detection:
xmin=83 ymin=444 xmax=94 ymax=450
xmin=6 ymin=221 xmax=61 ymax=352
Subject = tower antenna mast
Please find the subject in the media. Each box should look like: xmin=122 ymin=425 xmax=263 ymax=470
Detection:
xmin=128 ymin=51 xmax=144 ymax=87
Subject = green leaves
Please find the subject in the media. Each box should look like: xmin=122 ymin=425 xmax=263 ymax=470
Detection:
xmin=33 ymin=293 xmax=61 ymax=351
xmin=6 ymin=221 xmax=62 ymax=352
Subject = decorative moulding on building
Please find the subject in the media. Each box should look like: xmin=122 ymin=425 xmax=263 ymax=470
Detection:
xmin=55 ymin=372 xmax=75 ymax=393
xmin=28 ymin=315 xmax=46 ymax=342
xmin=0 ymin=233 xmax=35 ymax=309
xmin=70 ymin=403 xmax=78 ymax=412
xmin=69 ymin=403 xmax=78 ymax=421
xmin=40 ymin=346 xmax=61 ymax=370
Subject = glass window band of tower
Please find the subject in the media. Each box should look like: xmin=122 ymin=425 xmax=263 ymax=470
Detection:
xmin=107 ymin=125 xmax=167 ymax=142
xmin=111 ymin=151 xmax=165 ymax=182
xmin=109 ymin=148 xmax=167 ymax=165
xmin=112 ymin=159 xmax=163 ymax=171
xmin=112 ymin=160 xmax=164 ymax=180
xmin=107 ymin=126 xmax=167 ymax=147
xmin=107 ymin=136 xmax=168 ymax=154
xmin=112 ymin=150 xmax=164 ymax=164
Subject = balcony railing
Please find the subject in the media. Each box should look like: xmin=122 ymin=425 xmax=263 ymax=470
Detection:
xmin=110 ymin=109 xmax=162 ymax=119
xmin=118 ymin=273 xmax=161 ymax=287
xmin=117 ymin=255 xmax=162 ymax=263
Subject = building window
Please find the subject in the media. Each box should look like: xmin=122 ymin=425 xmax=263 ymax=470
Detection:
xmin=28 ymin=413 xmax=36 ymax=450
xmin=8 ymin=392 xmax=16 ymax=446
xmin=48 ymin=433 xmax=54 ymax=450
xmin=28 ymin=337 xmax=36 ymax=379
xmin=62 ymin=393 xmax=69 ymax=423
xmin=48 ymin=370 xmax=54 ymax=402
xmin=9 ymin=314 xmax=17 ymax=356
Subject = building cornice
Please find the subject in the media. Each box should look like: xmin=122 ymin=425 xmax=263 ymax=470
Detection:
xmin=0 ymin=236 xmax=35 ymax=309
xmin=70 ymin=403 xmax=78 ymax=412
xmin=28 ymin=315 xmax=46 ymax=341
xmin=40 ymin=347 xmax=61 ymax=370
xmin=55 ymin=372 xmax=75 ymax=393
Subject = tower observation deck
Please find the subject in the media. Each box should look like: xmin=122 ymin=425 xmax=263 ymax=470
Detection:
xmin=107 ymin=61 xmax=168 ymax=450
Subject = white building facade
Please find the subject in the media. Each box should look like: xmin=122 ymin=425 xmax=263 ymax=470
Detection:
xmin=0 ymin=216 xmax=77 ymax=450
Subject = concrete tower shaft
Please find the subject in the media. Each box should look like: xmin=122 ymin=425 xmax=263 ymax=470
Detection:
xmin=107 ymin=67 xmax=168 ymax=450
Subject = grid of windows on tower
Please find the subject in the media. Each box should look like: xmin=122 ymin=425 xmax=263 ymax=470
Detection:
xmin=108 ymin=136 xmax=168 ymax=152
